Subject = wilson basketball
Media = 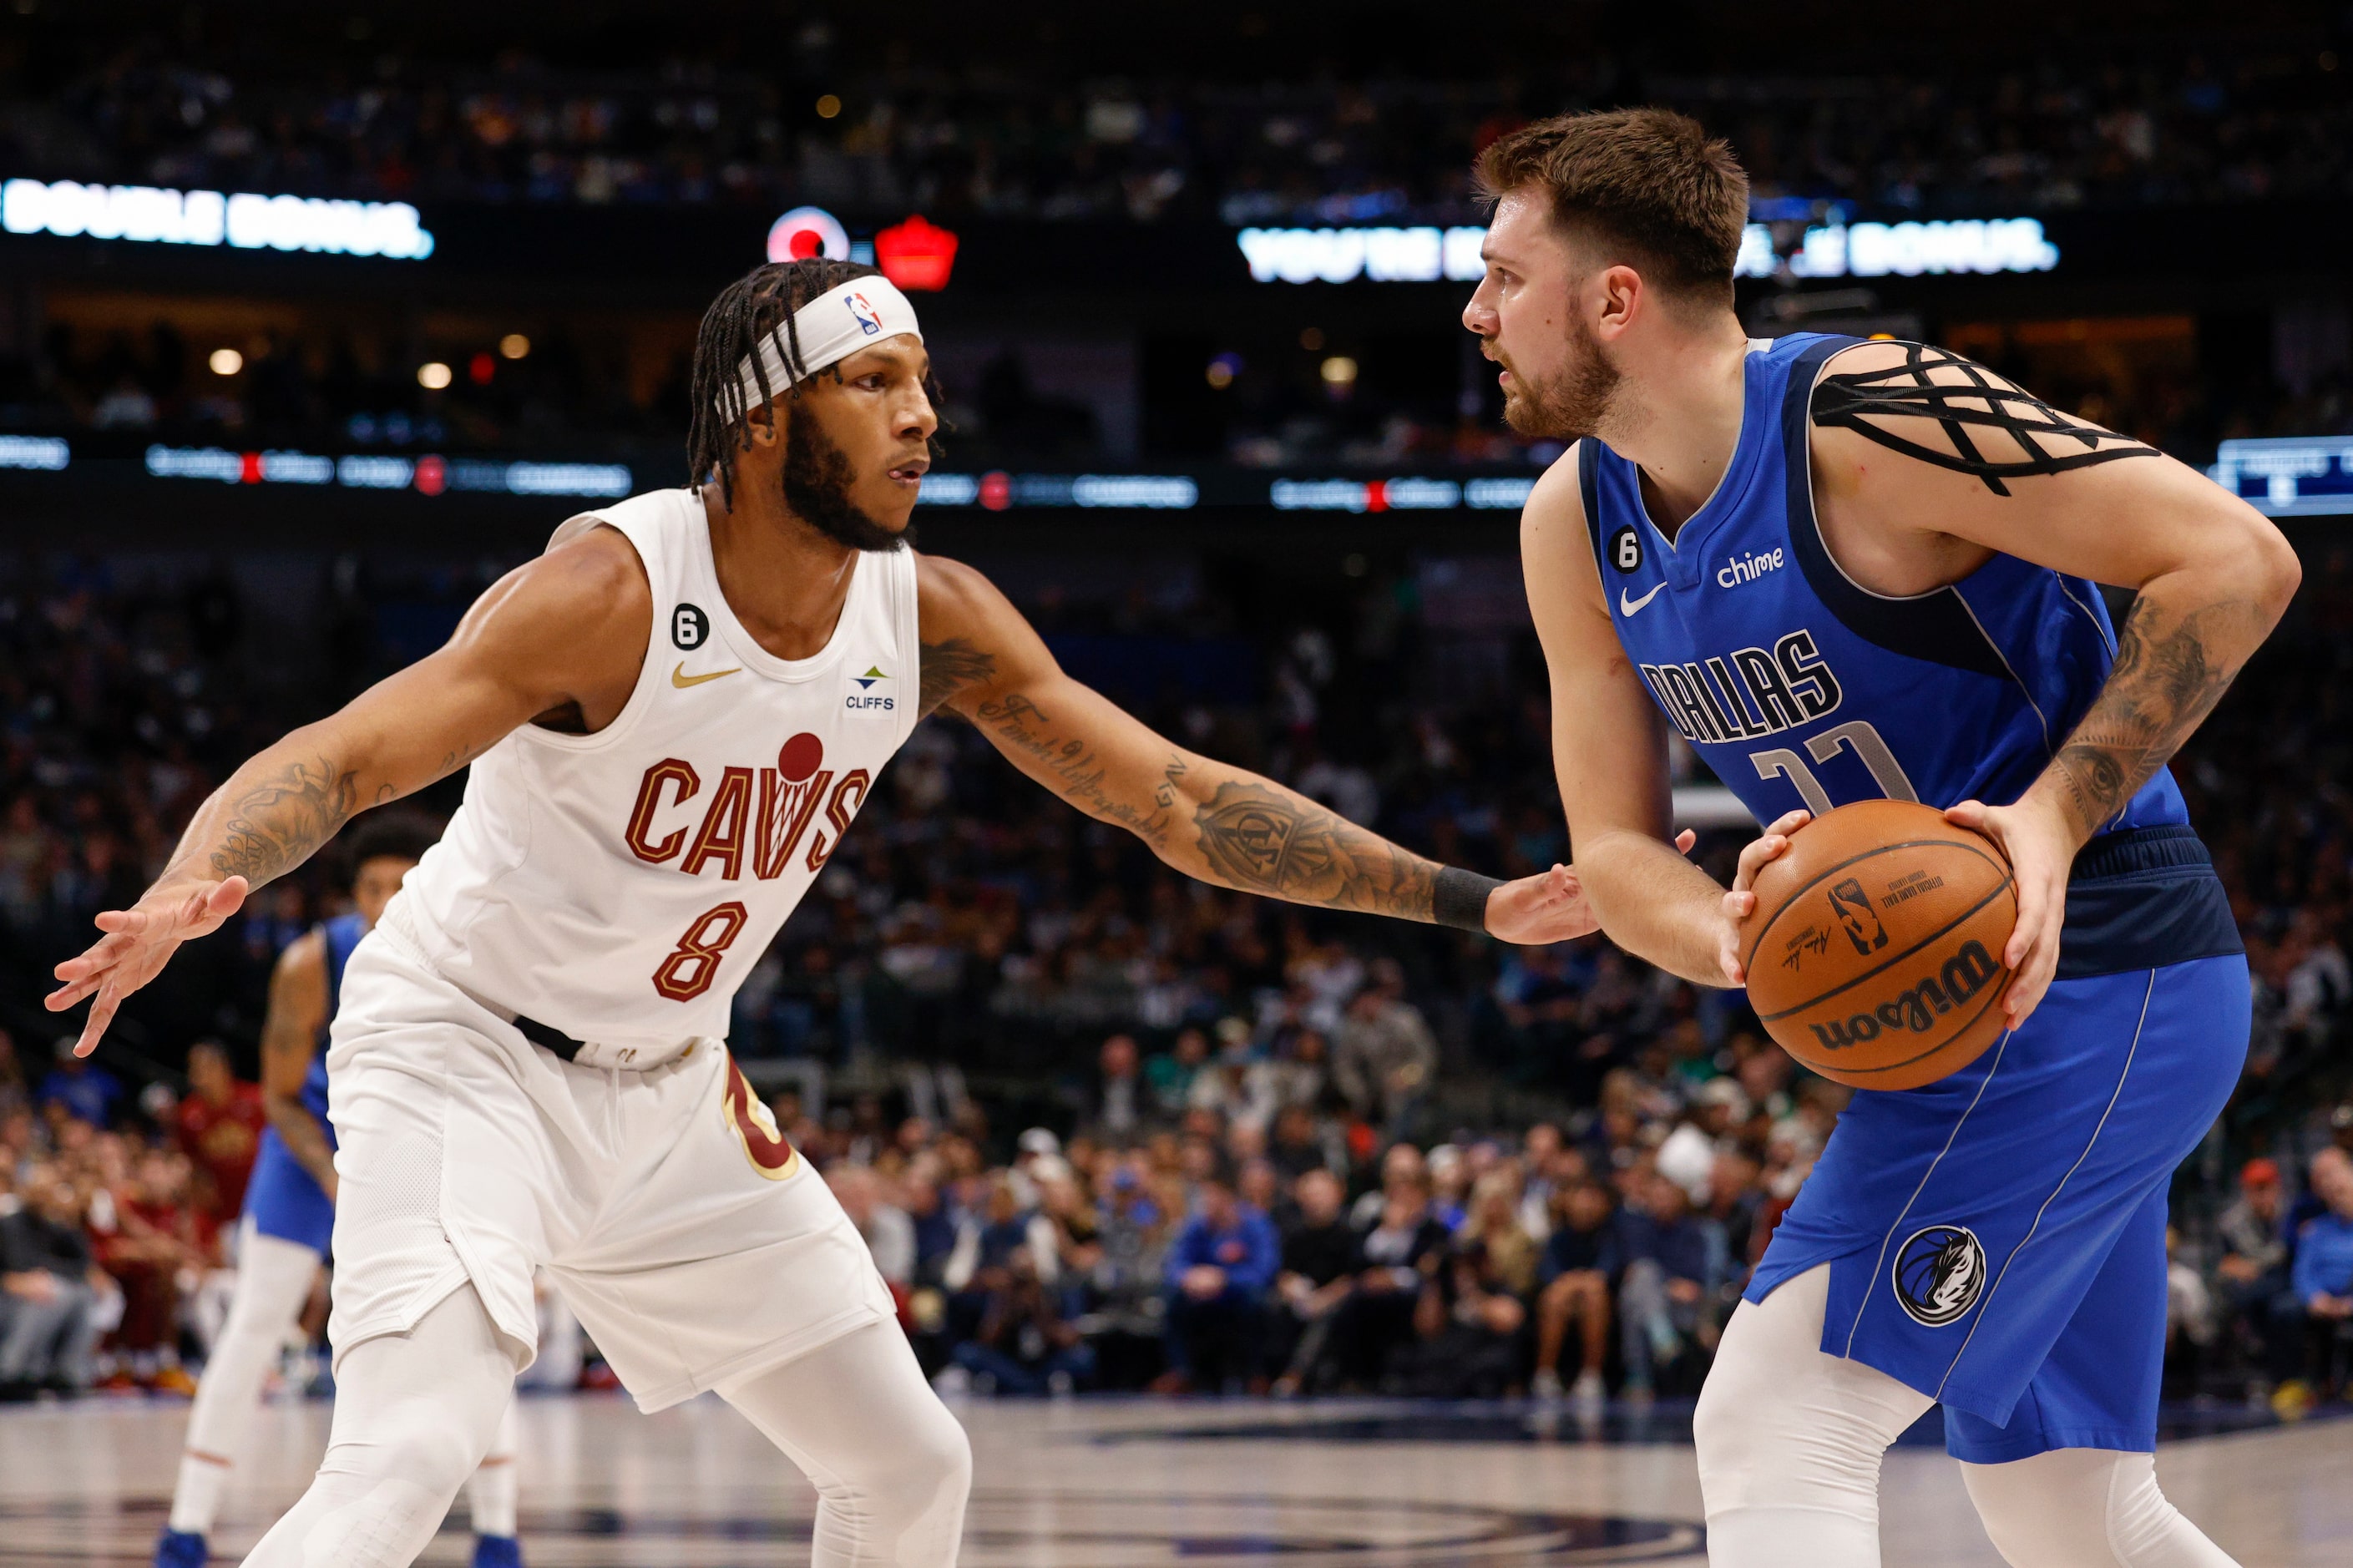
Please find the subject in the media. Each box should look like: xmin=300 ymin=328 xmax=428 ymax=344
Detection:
xmin=1739 ymin=800 xmax=2017 ymax=1091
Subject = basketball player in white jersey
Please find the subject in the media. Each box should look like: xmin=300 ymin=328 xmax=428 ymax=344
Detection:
xmin=48 ymin=258 xmax=1602 ymax=1568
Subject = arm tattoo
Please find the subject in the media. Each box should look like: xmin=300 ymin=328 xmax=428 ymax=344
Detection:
xmin=976 ymin=690 xmax=1177 ymax=849
xmin=208 ymin=755 xmax=362 ymax=883
xmin=1191 ymin=781 xmax=1437 ymax=920
xmin=918 ymin=638 xmax=997 ymax=718
xmin=1813 ymin=343 xmax=2155 ymax=496
xmin=2044 ymin=597 xmax=2247 ymax=836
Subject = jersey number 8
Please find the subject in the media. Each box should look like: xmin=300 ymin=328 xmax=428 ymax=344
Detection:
xmin=653 ymin=901 xmax=749 ymax=1002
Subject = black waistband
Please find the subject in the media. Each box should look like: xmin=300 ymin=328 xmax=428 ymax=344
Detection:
xmin=2072 ymin=823 xmax=2211 ymax=883
xmin=2057 ymin=825 xmax=2240 ymax=979
xmin=513 ymin=1013 xmax=589 ymax=1062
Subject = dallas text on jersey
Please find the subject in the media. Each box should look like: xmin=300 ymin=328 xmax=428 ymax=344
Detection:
xmin=1637 ymin=628 xmax=1844 ymax=746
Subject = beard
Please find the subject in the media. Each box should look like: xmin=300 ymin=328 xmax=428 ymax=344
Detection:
xmin=1499 ymin=313 xmax=1623 ymax=443
xmin=782 ymin=408 xmax=913 ymax=554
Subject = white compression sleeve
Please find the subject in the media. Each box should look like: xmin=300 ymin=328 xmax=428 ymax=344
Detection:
xmin=239 ymin=1283 xmax=518 ymax=1568
xmin=463 ymin=1397 xmax=520 ymax=1539
xmin=716 ymin=1320 xmax=973 ymax=1568
xmin=1693 ymin=1262 xmax=1936 ymax=1568
xmin=170 ymin=1225 xmax=324 ymax=1535
xmin=1959 ymin=1449 xmax=2241 ymax=1568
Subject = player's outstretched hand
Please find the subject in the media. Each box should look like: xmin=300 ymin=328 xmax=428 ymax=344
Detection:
xmin=1718 ymin=810 xmax=1811 ymax=986
xmin=1943 ymin=796 xmax=2070 ymax=1030
xmin=1484 ymin=830 xmax=1697 ymax=947
xmin=45 ymin=877 xmax=250 ymax=1056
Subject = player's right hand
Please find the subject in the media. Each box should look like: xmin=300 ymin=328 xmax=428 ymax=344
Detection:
xmin=45 ymin=876 xmax=250 ymax=1056
xmin=1718 ymin=810 xmax=1812 ymax=986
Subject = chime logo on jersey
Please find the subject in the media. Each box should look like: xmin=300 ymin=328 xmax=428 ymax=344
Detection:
xmin=622 ymin=731 xmax=873 ymax=879
xmin=1637 ymin=628 xmax=1844 ymax=745
xmin=1717 ymin=546 xmax=1784 ymax=588
xmin=1893 ymin=1224 xmax=1986 ymax=1328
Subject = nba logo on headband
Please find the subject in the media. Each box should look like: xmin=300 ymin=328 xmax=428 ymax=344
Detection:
xmin=846 ymin=292 xmax=883 ymax=336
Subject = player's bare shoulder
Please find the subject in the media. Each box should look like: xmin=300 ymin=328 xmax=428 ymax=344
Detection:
xmin=911 ymin=552 xmax=1015 ymax=718
xmin=429 ymin=516 xmax=656 ymax=736
xmin=1519 ymin=441 xmax=1609 ymax=624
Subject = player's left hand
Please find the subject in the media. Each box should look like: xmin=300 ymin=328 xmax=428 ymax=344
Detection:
xmin=1484 ymin=831 xmax=1696 ymax=945
xmin=1944 ymin=794 xmax=2077 ymax=1030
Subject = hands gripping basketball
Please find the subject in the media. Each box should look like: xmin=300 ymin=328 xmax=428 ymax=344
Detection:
xmin=1722 ymin=800 xmax=2059 ymax=1033
xmin=46 ymin=875 xmax=251 ymax=1057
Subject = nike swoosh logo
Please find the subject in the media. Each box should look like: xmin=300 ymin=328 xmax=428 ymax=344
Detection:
xmin=670 ymin=662 xmax=742 ymax=688
xmin=1619 ymin=583 xmax=1666 ymax=615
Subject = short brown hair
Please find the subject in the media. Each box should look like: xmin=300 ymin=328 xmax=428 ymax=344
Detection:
xmin=1475 ymin=108 xmax=1748 ymax=306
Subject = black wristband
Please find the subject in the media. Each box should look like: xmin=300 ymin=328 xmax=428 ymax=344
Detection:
xmin=1432 ymin=866 xmax=1502 ymax=933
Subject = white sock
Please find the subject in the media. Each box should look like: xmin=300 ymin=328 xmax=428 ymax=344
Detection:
xmin=168 ymin=1225 xmax=322 ymax=1535
xmin=465 ymin=1399 xmax=520 ymax=1538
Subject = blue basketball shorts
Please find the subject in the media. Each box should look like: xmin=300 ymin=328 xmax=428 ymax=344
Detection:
xmin=1745 ymin=952 xmax=2249 ymax=1463
xmin=243 ymin=1125 xmax=335 ymax=1256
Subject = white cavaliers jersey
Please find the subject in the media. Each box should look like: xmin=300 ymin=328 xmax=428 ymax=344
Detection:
xmin=391 ymin=488 xmax=921 ymax=1047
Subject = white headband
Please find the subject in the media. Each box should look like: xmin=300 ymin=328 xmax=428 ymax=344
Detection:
xmin=731 ymin=276 xmax=923 ymax=413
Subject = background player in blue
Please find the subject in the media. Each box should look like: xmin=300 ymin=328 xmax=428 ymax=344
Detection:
xmin=156 ymin=816 xmax=525 ymax=1568
xmin=1470 ymin=109 xmax=2300 ymax=1567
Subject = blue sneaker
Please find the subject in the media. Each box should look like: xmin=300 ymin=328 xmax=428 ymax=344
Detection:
xmin=153 ymin=1529 xmax=209 ymax=1567
xmin=470 ymin=1535 xmax=524 ymax=1568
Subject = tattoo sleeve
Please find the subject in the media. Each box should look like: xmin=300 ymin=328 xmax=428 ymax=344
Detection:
xmin=918 ymin=638 xmax=998 ymax=718
xmin=208 ymin=754 xmax=367 ymax=884
xmin=2042 ymin=594 xmax=2254 ymax=837
xmin=1813 ymin=343 xmax=2155 ymax=496
xmin=1190 ymin=780 xmax=1440 ymax=919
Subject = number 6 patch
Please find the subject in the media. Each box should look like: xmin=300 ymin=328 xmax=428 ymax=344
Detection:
xmin=1609 ymin=526 xmax=1642 ymax=573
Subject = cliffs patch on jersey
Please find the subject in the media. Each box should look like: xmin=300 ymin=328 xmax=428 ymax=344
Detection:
xmin=623 ymin=731 xmax=870 ymax=879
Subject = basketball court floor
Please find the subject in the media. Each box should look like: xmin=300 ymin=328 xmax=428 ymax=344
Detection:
xmin=1 ymin=1393 xmax=2345 ymax=1565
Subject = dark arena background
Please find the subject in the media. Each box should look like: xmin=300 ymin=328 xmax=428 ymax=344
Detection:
xmin=3 ymin=1 xmax=2352 ymax=1562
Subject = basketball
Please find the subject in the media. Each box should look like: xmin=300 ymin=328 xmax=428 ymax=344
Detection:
xmin=1739 ymin=800 xmax=2017 ymax=1090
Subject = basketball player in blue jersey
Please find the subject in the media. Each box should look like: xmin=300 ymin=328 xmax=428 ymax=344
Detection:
xmin=1467 ymin=110 xmax=2298 ymax=1567
xmin=155 ymin=816 xmax=525 ymax=1568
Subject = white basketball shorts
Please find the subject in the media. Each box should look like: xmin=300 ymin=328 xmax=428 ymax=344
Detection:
xmin=322 ymin=910 xmax=894 ymax=1412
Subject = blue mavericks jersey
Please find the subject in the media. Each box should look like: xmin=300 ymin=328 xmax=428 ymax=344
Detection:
xmin=1581 ymin=331 xmax=2187 ymax=839
xmin=305 ymin=911 xmax=367 ymax=1139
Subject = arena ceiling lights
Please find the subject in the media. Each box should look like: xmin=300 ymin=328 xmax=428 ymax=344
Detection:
xmin=2 ymin=178 xmax=433 ymax=259
xmin=1237 ymin=218 xmax=2059 ymax=284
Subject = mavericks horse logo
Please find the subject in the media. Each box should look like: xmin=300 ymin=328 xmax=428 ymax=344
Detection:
xmin=1893 ymin=1224 xmax=1986 ymax=1327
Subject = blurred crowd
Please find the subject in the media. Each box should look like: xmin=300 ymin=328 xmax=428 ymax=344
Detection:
xmin=8 ymin=23 xmax=2349 ymax=224
xmin=3 ymin=535 xmax=2353 ymax=1405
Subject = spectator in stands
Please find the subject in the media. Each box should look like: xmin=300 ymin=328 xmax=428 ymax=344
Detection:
xmin=0 ymin=1029 xmax=27 ymax=1120
xmin=0 ymin=1167 xmax=107 ymax=1398
xmin=172 ymin=1041 xmax=265 ymax=1231
xmin=1532 ymin=1179 xmax=1622 ymax=1405
xmin=2279 ymin=1151 xmax=2353 ymax=1401
xmin=1326 ymin=1172 xmax=1451 ymax=1390
xmin=950 ymin=1247 xmax=1094 ymax=1395
xmin=1145 ymin=1028 xmax=1210 ymax=1119
xmin=1269 ymin=1168 xmax=1357 ymax=1395
xmin=1268 ymin=1104 xmax=1330 ymax=1181
xmin=828 ymin=1166 xmax=915 ymax=1292
xmin=1089 ymin=1166 xmax=1176 ymax=1388
xmin=1085 ymin=1034 xmax=1146 ymax=1139
xmin=1457 ymin=1171 xmax=1539 ymax=1297
xmin=1615 ymin=1171 xmax=1732 ymax=1399
xmin=1333 ymin=966 xmax=1438 ymax=1141
xmin=1393 ymin=1234 xmax=1527 ymax=1398
xmin=94 ymin=1144 xmax=204 ymax=1393
xmin=35 ymin=1039 xmax=123 ymax=1129
xmin=1158 ymin=1173 xmax=1278 ymax=1393
xmin=2217 ymin=1157 xmax=2291 ymax=1363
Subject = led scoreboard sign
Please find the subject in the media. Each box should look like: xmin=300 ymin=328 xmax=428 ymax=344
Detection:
xmin=3 ymin=178 xmax=433 ymax=260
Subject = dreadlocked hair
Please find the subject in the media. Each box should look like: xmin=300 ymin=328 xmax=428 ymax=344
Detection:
xmin=686 ymin=258 xmax=882 ymax=508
